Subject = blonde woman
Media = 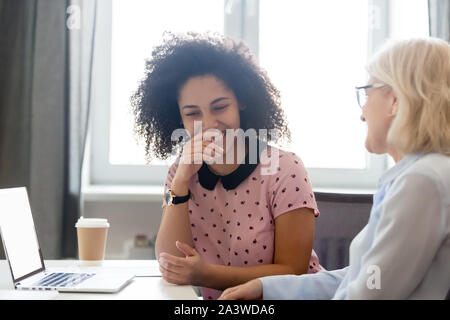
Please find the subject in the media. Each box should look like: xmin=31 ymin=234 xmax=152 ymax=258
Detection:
xmin=219 ymin=37 xmax=450 ymax=300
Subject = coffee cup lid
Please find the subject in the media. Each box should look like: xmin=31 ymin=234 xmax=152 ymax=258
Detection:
xmin=75 ymin=217 xmax=110 ymax=228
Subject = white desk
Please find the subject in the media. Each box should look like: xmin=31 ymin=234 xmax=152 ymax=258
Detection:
xmin=0 ymin=260 xmax=198 ymax=300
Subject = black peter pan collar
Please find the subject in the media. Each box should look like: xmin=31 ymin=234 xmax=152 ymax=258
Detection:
xmin=197 ymin=139 xmax=267 ymax=191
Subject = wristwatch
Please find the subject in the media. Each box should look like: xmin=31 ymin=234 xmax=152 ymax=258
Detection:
xmin=165 ymin=189 xmax=191 ymax=206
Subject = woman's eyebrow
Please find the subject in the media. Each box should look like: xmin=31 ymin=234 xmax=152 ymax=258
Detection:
xmin=182 ymin=105 xmax=199 ymax=110
xmin=182 ymin=97 xmax=230 ymax=110
xmin=210 ymin=97 xmax=230 ymax=105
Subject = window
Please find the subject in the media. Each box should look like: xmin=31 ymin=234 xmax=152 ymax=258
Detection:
xmin=109 ymin=0 xmax=225 ymax=166
xmin=88 ymin=0 xmax=429 ymax=191
xmin=259 ymin=0 xmax=369 ymax=170
xmin=89 ymin=0 xmax=225 ymax=186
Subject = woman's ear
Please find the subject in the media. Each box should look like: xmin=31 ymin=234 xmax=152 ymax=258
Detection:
xmin=388 ymin=93 xmax=399 ymax=117
xmin=392 ymin=101 xmax=399 ymax=116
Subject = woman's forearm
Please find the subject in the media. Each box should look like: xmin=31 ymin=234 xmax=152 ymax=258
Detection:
xmin=155 ymin=177 xmax=193 ymax=259
xmin=201 ymin=263 xmax=305 ymax=291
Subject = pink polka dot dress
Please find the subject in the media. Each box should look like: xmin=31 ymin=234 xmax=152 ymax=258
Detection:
xmin=163 ymin=143 xmax=323 ymax=299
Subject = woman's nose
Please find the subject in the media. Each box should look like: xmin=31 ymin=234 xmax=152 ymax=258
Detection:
xmin=203 ymin=114 xmax=219 ymax=131
xmin=360 ymin=114 xmax=366 ymax=122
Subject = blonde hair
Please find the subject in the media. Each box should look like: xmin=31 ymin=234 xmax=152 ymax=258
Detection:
xmin=366 ymin=38 xmax=450 ymax=156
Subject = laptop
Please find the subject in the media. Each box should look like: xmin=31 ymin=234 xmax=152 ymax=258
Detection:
xmin=0 ymin=187 xmax=134 ymax=293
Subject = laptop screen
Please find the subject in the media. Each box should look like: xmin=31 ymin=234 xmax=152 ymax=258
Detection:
xmin=0 ymin=187 xmax=44 ymax=281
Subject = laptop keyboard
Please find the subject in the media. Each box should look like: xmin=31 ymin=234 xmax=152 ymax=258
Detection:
xmin=32 ymin=272 xmax=95 ymax=288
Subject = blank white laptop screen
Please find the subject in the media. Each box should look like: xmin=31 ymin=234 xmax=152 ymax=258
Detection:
xmin=0 ymin=187 xmax=43 ymax=280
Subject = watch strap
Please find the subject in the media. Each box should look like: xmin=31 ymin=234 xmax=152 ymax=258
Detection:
xmin=170 ymin=189 xmax=191 ymax=205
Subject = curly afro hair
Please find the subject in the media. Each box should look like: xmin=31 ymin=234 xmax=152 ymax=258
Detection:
xmin=131 ymin=32 xmax=291 ymax=162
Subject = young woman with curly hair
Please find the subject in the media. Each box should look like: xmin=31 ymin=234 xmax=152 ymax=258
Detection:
xmin=131 ymin=32 xmax=322 ymax=300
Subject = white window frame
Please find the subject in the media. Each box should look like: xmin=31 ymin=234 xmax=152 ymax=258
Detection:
xmin=87 ymin=0 xmax=393 ymax=191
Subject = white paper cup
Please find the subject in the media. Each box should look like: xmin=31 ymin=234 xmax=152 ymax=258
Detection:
xmin=75 ymin=217 xmax=110 ymax=266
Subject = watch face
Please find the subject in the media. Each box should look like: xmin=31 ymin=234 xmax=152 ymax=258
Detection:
xmin=165 ymin=190 xmax=172 ymax=205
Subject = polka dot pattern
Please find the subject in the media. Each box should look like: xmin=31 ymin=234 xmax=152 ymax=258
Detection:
xmin=163 ymin=146 xmax=321 ymax=300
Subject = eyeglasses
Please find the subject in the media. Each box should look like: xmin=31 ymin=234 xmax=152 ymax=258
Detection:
xmin=355 ymin=83 xmax=385 ymax=108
